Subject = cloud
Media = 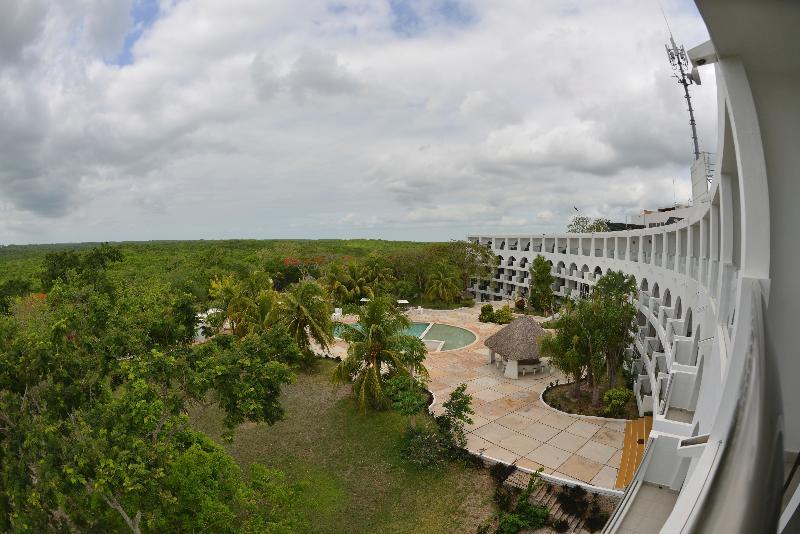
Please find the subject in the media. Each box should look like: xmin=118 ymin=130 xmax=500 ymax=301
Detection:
xmin=0 ymin=0 xmax=716 ymax=244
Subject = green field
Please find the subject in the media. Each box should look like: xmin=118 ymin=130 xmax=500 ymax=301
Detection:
xmin=190 ymin=360 xmax=496 ymax=533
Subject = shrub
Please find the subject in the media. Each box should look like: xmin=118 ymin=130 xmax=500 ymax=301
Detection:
xmin=400 ymin=425 xmax=448 ymax=468
xmin=435 ymin=383 xmax=475 ymax=457
xmin=585 ymin=510 xmax=610 ymax=532
xmin=461 ymin=297 xmax=475 ymax=308
xmin=514 ymin=298 xmax=526 ymax=311
xmin=494 ymin=305 xmax=514 ymax=325
xmin=493 ymin=485 xmax=517 ymax=512
xmin=556 ymin=485 xmax=588 ymax=517
xmin=552 ymin=518 xmax=570 ymax=532
xmin=479 ymin=304 xmax=495 ymax=322
xmin=601 ymin=387 xmax=633 ymax=418
xmin=496 ymin=513 xmax=527 ymax=534
xmin=489 ymin=462 xmax=517 ymax=485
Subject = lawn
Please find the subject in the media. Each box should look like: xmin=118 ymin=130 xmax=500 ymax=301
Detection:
xmin=190 ymin=360 xmax=496 ymax=533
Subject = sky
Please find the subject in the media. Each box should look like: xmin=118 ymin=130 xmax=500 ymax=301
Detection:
xmin=0 ymin=0 xmax=717 ymax=245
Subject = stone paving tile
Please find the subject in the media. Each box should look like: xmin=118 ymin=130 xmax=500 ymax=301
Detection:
xmin=491 ymin=382 xmax=528 ymax=395
xmin=497 ymin=432 xmax=542 ymax=456
xmin=466 ymin=433 xmax=491 ymax=453
xmin=547 ymin=431 xmax=591 ymax=453
xmin=539 ymin=411 xmax=576 ymax=430
xmin=519 ymin=421 xmax=561 ymax=442
xmin=505 ymin=391 xmax=540 ymax=404
xmin=465 ymin=414 xmax=491 ymax=432
xmin=496 ymin=412 xmax=535 ymax=432
xmin=608 ymin=448 xmax=623 ymax=467
xmin=489 ymin=396 xmax=531 ymax=413
xmin=576 ymin=440 xmax=617 ymax=464
xmin=558 ymin=455 xmax=604 ymax=483
xmin=481 ymin=444 xmax=519 ymax=464
xmin=469 ymin=376 xmax=501 ymax=389
xmin=514 ymin=404 xmax=551 ymax=421
xmin=592 ymin=427 xmax=625 ymax=449
xmin=472 ymin=422 xmax=516 ymax=443
xmin=473 ymin=388 xmax=509 ymax=402
xmin=566 ymin=419 xmax=603 ymax=438
xmin=525 ymin=443 xmax=572 ymax=471
xmin=591 ymin=465 xmax=619 ymax=488
xmin=515 ymin=457 xmax=553 ymax=474
xmin=604 ymin=420 xmax=627 ymax=432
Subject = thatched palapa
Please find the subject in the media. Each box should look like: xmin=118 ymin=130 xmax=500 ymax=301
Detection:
xmin=484 ymin=315 xmax=546 ymax=362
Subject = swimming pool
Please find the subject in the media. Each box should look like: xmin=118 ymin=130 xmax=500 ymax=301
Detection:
xmin=334 ymin=321 xmax=475 ymax=351
xmin=421 ymin=323 xmax=477 ymax=351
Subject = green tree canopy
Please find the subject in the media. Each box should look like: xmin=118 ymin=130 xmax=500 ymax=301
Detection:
xmin=528 ymin=255 xmax=555 ymax=314
xmin=566 ymin=216 xmax=610 ymax=233
xmin=332 ymin=296 xmax=428 ymax=410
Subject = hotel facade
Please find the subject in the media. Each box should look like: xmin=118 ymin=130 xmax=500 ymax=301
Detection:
xmin=468 ymin=2 xmax=799 ymax=532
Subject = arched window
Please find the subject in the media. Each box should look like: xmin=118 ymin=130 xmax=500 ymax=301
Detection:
xmin=652 ymin=283 xmax=661 ymax=298
xmin=675 ymin=297 xmax=683 ymax=319
xmin=663 ymin=288 xmax=672 ymax=308
xmin=640 ymin=278 xmax=649 ymax=292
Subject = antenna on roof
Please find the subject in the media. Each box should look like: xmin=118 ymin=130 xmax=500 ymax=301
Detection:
xmin=662 ymin=13 xmax=702 ymax=160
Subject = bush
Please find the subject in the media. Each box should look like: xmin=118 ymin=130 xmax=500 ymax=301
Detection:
xmin=552 ymin=518 xmax=570 ymax=532
xmin=556 ymin=485 xmax=588 ymax=517
xmin=479 ymin=304 xmax=495 ymax=323
xmin=496 ymin=513 xmax=528 ymax=534
xmin=400 ymin=425 xmax=448 ymax=468
xmin=585 ymin=510 xmax=610 ymax=532
xmin=494 ymin=305 xmax=513 ymax=325
xmin=601 ymin=387 xmax=633 ymax=418
xmin=489 ymin=462 xmax=517 ymax=485
xmin=493 ymin=485 xmax=517 ymax=512
xmin=514 ymin=298 xmax=526 ymax=311
xmin=461 ymin=298 xmax=475 ymax=308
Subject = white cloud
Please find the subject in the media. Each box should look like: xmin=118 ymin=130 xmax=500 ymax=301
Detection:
xmin=0 ymin=0 xmax=716 ymax=244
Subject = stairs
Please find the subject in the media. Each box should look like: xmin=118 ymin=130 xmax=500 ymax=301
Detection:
xmin=614 ymin=416 xmax=653 ymax=489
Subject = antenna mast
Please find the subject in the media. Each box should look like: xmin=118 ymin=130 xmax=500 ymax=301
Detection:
xmin=666 ymin=35 xmax=701 ymax=160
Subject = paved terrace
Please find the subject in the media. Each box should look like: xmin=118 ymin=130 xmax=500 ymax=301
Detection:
xmin=328 ymin=305 xmax=626 ymax=489
xmin=413 ymin=306 xmax=624 ymax=489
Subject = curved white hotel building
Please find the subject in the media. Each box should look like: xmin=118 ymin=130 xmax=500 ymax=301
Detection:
xmin=469 ymin=2 xmax=799 ymax=532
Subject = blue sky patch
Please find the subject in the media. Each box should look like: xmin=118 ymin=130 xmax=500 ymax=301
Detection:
xmin=114 ymin=0 xmax=160 ymax=66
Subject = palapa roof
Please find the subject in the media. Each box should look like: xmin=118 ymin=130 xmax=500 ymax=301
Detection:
xmin=484 ymin=315 xmax=547 ymax=361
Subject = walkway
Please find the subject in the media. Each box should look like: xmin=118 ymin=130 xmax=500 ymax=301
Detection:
xmin=615 ymin=416 xmax=653 ymax=489
xmin=413 ymin=306 xmax=626 ymax=489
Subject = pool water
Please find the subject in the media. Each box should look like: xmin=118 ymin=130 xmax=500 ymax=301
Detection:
xmin=334 ymin=321 xmax=475 ymax=351
xmin=421 ymin=323 xmax=477 ymax=351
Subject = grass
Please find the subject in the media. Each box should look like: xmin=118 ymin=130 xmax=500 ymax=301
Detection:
xmin=542 ymin=380 xmax=639 ymax=419
xmin=190 ymin=360 xmax=496 ymax=533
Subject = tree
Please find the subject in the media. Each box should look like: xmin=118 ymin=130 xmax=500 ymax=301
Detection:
xmin=430 ymin=240 xmax=497 ymax=291
xmin=592 ymin=270 xmax=637 ymax=388
xmin=528 ymin=255 xmax=554 ymax=314
xmin=385 ymin=374 xmax=429 ymax=428
xmin=278 ymin=279 xmax=334 ymax=364
xmin=0 ymin=249 xmax=302 ymax=532
xmin=567 ymin=216 xmax=610 ymax=234
xmin=331 ymin=297 xmax=428 ymax=410
xmin=435 ymin=383 xmax=474 ymax=451
xmin=425 ymin=262 xmax=461 ymax=303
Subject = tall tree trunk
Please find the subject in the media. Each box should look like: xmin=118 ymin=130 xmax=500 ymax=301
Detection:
xmin=572 ymin=375 xmax=581 ymax=397
xmin=591 ymin=378 xmax=601 ymax=408
xmin=608 ymin=359 xmax=618 ymax=389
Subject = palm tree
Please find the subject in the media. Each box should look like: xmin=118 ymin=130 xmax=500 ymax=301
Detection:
xmin=332 ymin=297 xmax=428 ymax=410
xmin=425 ymin=263 xmax=461 ymax=303
xmin=279 ymin=280 xmax=334 ymax=358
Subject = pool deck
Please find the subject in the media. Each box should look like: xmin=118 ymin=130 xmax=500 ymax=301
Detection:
xmin=325 ymin=305 xmax=626 ymax=489
xmin=413 ymin=306 xmax=625 ymax=489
